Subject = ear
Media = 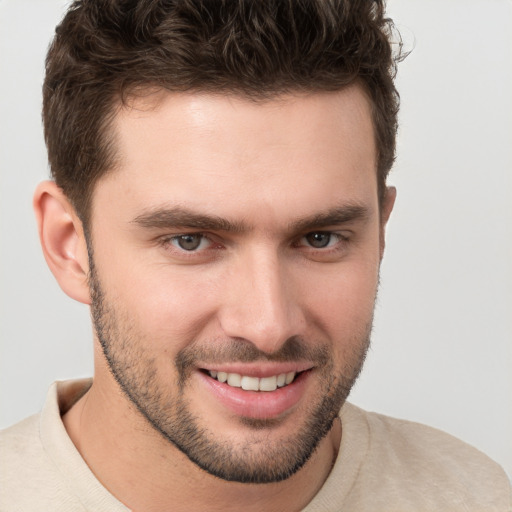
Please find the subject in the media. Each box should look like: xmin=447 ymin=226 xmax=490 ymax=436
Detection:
xmin=379 ymin=186 xmax=396 ymax=259
xmin=33 ymin=181 xmax=91 ymax=304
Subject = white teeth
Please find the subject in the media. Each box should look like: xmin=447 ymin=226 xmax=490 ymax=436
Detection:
xmin=285 ymin=372 xmax=295 ymax=385
xmin=259 ymin=376 xmax=277 ymax=392
xmin=227 ymin=373 xmax=241 ymax=387
xmin=241 ymin=376 xmax=259 ymax=391
xmin=208 ymin=371 xmax=297 ymax=391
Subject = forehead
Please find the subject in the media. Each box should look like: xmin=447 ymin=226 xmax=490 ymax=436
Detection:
xmin=114 ymin=86 xmax=375 ymax=161
xmin=92 ymin=87 xmax=378 ymax=228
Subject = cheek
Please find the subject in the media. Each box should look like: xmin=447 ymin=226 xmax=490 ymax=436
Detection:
xmin=300 ymin=258 xmax=379 ymax=338
xmin=110 ymin=265 xmax=223 ymax=348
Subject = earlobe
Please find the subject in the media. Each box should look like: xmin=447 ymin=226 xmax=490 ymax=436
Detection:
xmin=379 ymin=186 xmax=397 ymax=259
xmin=33 ymin=181 xmax=91 ymax=305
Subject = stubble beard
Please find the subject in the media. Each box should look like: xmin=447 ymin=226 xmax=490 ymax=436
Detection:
xmin=88 ymin=261 xmax=372 ymax=484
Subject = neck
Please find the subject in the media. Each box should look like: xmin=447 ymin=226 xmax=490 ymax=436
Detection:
xmin=63 ymin=374 xmax=341 ymax=512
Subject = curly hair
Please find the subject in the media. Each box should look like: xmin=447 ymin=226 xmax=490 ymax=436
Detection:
xmin=43 ymin=0 xmax=404 ymax=225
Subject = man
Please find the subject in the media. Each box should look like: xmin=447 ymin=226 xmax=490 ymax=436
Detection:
xmin=1 ymin=1 xmax=510 ymax=510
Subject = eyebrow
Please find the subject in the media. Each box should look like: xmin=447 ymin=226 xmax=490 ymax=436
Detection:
xmin=288 ymin=204 xmax=372 ymax=233
xmin=132 ymin=207 xmax=247 ymax=232
xmin=131 ymin=203 xmax=371 ymax=233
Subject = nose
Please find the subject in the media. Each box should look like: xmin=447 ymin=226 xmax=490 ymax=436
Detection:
xmin=218 ymin=247 xmax=305 ymax=355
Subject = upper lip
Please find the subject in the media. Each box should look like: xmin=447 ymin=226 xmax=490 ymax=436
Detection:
xmin=198 ymin=362 xmax=314 ymax=378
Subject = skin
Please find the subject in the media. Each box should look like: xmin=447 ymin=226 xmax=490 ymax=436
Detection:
xmin=34 ymin=85 xmax=395 ymax=511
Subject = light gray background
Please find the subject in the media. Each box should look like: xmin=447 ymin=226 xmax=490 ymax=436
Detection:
xmin=1 ymin=0 xmax=511 ymax=477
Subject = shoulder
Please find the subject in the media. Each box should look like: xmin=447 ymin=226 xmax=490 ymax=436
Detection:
xmin=0 ymin=382 xmax=92 ymax=512
xmin=338 ymin=403 xmax=512 ymax=510
xmin=0 ymin=413 xmax=46 ymax=470
xmin=0 ymin=414 xmax=42 ymax=462
xmin=354 ymin=404 xmax=506 ymax=472
xmin=0 ymin=413 xmax=73 ymax=510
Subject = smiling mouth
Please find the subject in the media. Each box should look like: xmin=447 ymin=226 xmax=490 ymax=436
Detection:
xmin=204 ymin=370 xmax=301 ymax=392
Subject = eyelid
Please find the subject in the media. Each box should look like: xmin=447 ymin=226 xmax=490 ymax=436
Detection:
xmin=158 ymin=232 xmax=224 ymax=261
xmin=157 ymin=229 xmax=351 ymax=262
xmin=162 ymin=232 xmax=207 ymax=244
xmin=170 ymin=233 xmax=211 ymax=251
xmin=297 ymin=230 xmax=350 ymax=246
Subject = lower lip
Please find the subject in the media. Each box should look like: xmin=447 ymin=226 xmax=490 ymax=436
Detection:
xmin=198 ymin=371 xmax=311 ymax=420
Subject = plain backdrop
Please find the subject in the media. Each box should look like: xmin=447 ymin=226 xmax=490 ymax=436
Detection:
xmin=1 ymin=0 xmax=511 ymax=478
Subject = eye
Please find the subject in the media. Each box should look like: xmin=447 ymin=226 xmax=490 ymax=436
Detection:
xmin=302 ymin=232 xmax=338 ymax=249
xmin=169 ymin=234 xmax=210 ymax=251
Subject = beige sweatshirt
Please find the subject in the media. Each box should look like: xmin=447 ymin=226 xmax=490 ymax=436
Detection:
xmin=1 ymin=380 xmax=510 ymax=511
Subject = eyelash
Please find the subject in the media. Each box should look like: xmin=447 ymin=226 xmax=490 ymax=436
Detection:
xmin=158 ymin=231 xmax=351 ymax=259
xmin=159 ymin=233 xmax=220 ymax=258
xmin=295 ymin=232 xmax=349 ymax=250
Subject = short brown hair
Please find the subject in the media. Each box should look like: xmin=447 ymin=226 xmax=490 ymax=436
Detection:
xmin=43 ymin=0 xmax=404 ymax=226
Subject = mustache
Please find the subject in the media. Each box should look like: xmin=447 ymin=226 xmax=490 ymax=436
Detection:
xmin=176 ymin=336 xmax=330 ymax=380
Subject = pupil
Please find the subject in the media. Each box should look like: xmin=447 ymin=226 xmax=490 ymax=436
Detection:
xmin=178 ymin=234 xmax=201 ymax=251
xmin=307 ymin=232 xmax=330 ymax=248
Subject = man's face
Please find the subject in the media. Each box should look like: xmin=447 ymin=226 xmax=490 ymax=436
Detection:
xmin=87 ymin=87 xmax=389 ymax=483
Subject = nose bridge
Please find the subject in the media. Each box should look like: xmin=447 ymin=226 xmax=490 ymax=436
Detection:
xmin=219 ymin=244 xmax=302 ymax=354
